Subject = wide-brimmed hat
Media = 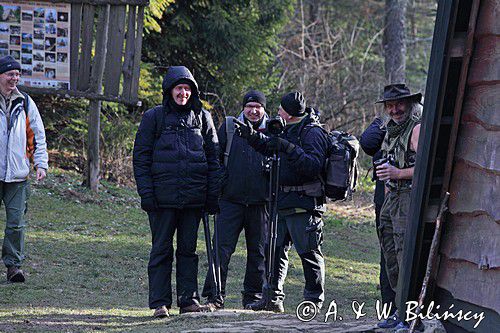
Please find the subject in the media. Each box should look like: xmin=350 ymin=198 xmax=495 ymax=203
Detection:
xmin=375 ymin=83 xmax=422 ymax=104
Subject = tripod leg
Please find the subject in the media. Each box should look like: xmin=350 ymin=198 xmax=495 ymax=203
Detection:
xmin=213 ymin=214 xmax=222 ymax=299
xmin=203 ymin=213 xmax=217 ymax=299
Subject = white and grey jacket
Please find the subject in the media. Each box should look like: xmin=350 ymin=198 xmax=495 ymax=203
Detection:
xmin=0 ymin=89 xmax=48 ymax=182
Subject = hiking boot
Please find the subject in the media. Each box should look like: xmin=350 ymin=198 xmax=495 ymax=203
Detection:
xmin=205 ymin=298 xmax=224 ymax=310
xmin=245 ymin=298 xmax=266 ymax=311
xmin=395 ymin=320 xmax=425 ymax=332
xmin=180 ymin=300 xmax=214 ymax=314
xmin=153 ymin=305 xmax=169 ymax=318
xmin=7 ymin=266 xmax=25 ymax=283
xmin=245 ymin=298 xmax=284 ymax=313
xmin=377 ymin=312 xmax=400 ymax=329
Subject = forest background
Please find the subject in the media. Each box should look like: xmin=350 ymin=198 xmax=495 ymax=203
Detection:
xmin=37 ymin=0 xmax=437 ymax=185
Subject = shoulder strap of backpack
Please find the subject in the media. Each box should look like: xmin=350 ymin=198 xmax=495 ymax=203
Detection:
xmin=154 ymin=106 xmax=166 ymax=139
xmin=298 ymin=122 xmax=330 ymax=155
xmin=224 ymin=116 xmax=235 ymax=167
xmin=19 ymin=91 xmax=30 ymax=117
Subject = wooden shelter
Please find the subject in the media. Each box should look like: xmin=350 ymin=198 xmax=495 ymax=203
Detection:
xmin=399 ymin=0 xmax=499 ymax=331
xmin=18 ymin=0 xmax=148 ymax=190
xmin=19 ymin=0 xmax=148 ymax=105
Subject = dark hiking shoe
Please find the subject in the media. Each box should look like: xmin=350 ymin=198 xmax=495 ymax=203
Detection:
xmin=377 ymin=310 xmax=400 ymax=329
xmin=245 ymin=298 xmax=284 ymax=313
xmin=7 ymin=267 xmax=25 ymax=283
xmin=153 ymin=306 xmax=169 ymax=318
xmin=395 ymin=320 xmax=425 ymax=333
xmin=180 ymin=300 xmax=214 ymax=314
xmin=205 ymin=299 xmax=224 ymax=310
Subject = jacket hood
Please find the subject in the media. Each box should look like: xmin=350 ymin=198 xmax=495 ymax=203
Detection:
xmin=162 ymin=66 xmax=200 ymax=107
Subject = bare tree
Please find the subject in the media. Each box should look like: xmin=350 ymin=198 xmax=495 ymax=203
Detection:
xmin=276 ymin=0 xmax=384 ymax=133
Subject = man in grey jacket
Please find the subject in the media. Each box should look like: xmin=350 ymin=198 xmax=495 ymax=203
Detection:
xmin=0 ymin=56 xmax=48 ymax=282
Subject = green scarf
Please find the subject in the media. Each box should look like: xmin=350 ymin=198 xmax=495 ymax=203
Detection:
xmin=386 ymin=115 xmax=413 ymax=139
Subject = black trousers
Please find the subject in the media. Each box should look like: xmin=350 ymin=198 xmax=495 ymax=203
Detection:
xmin=376 ymin=203 xmax=396 ymax=309
xmin=147 ymin=208 xmax=202 ymax=309
xmin=202 ymin=200 xmax=268 ymax=306
xmin=270 ymin=212 xmax=325 ymax=305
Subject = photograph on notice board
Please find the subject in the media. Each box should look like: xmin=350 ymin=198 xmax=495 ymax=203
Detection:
xmin=0 ymin=1 xmax=70 ymax=89
xmin=22 ymin=10 xmax=33 ymax=21
xmin=0 ymin=5 xmax=21 ymax=23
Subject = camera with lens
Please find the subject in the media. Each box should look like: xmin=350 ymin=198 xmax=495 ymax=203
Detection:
xmin=374 ymin=157 xmax=388 ymax=167
xmin=266 ymin=116 xmax=286 ymax=136
xmin=374 ymin=155 xmax=396 ymax=167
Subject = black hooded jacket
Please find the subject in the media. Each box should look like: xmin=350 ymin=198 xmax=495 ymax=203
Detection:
xmin=133 ymin=66 xmax=221 ymax=208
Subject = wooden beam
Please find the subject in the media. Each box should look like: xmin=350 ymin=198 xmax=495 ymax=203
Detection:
xmin=18 ymin=86 xmax=141 ymax=106
xmin=436 ymin=257 xmax=500 ymax=314
xmin=77 ymin=4 xmax=95 ymax=91
xmin=448 ymin=160 xmax=499 ymax=221
xmin=103 ymin=5 xmax=127 ymax=96
xmin=121 ymin=6 xmax=137 ymax=100
xmin=441 ymin=0 xmax=481 ymax=196
xmin=467 ymin=35 xmax=500 ymax=86
xmin=87 ymin=4 xmax=110 ymax=192
xmin=435 ymin=286 xmax=500 ymax=333
xmin=130 ymin=5 xmax=144 ymax=101
xmin=449 ymin=33 xmax=466 ymax=58
xmin=36 ymin=0 xmax=149 ymax=6
xmin=475 ymin=0 xmax=500 ymax=37
xmin=70 ymin=3 xmax=83 ymax=90
xmin=441 ymin=212 xmax=500 ymax=267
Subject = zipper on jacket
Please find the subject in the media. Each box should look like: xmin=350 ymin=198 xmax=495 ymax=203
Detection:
xmin=5 ymin=103 xmax=24 ymax=181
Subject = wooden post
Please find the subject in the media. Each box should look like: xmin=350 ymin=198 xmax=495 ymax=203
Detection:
xmin=86 ymin=4 xmax=110 ymax=191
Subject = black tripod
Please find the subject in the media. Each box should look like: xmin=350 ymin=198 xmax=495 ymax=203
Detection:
xmin=203 ymin=213 xmax=222 ymax=304
xmin=262 ymin=152 xmax=280 ymax=307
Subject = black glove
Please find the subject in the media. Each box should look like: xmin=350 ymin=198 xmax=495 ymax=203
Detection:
xmin=141 ymin=194 xmax=158 ymax=212
xmin=204 ymin=199 xmax=220 ymax=215
xmin=267 ymin=137 xmax=295 ymax=154
xmin=233 ymin=118 xmax=256 ymax=140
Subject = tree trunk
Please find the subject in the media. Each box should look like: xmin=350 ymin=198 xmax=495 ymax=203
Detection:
xmin=86 ymin=5 xmax=110 ymax=191
xmin=384 ymin=0 xmax=407 ymax=83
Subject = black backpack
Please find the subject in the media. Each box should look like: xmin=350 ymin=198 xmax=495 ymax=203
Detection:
xmin=300 ymin=124 xmax=360 ymax=201
xmin=323 ymin=130 xmax=359 ymax=201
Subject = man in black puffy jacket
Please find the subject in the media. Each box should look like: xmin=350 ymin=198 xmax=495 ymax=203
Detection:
xmin=235 ymin=92 xmax=329 ymax=313
xmin=202 ymin=90 xmax=269 ymax=309
xmin=133 ymin=66 xmax=221 ymax=317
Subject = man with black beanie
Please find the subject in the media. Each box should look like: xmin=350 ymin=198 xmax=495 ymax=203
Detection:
xmin=0 ymin=55 xmax=48 ymax=283
xmin=202 ymin=90 xmax=270 ymax=309
xmin=234 ymin=91 xmax=329 ymax=313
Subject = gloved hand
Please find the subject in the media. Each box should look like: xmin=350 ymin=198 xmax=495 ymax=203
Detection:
xmin=204 ymin=199 xmax=220 ymax=215
xmin=233 ymin=118 xmax=256 ymax=140
xmin=141 ymin=194 xmax=158 ymax=212
xmin=267 ymin=137 xmax=295 ymax=154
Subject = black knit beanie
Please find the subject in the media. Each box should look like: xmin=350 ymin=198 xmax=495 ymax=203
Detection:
xmin=242 ymin=90 xmax=266 ymax=109
xmin=0 ymin=56 xmax=21 ymax=74
xmin=280 ymin=91 xmax=306 ymax=117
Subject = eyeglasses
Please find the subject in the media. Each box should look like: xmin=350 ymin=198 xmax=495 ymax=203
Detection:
xmin=244 ymin=104 xmax=263 ymax=110
xmin=3 ymin=72 xmax=21 ymax=79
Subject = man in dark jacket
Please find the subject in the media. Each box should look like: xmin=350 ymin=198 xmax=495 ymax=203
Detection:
xmin=202 ymin=90 xmax=269 ymax=309
xmin=360 ymin=117 xmax=397 ymax=328
xmin=235 ymin=92 xmax=329 ymax=313
xmin=133 ymin=66 xmax=221 ymax=318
